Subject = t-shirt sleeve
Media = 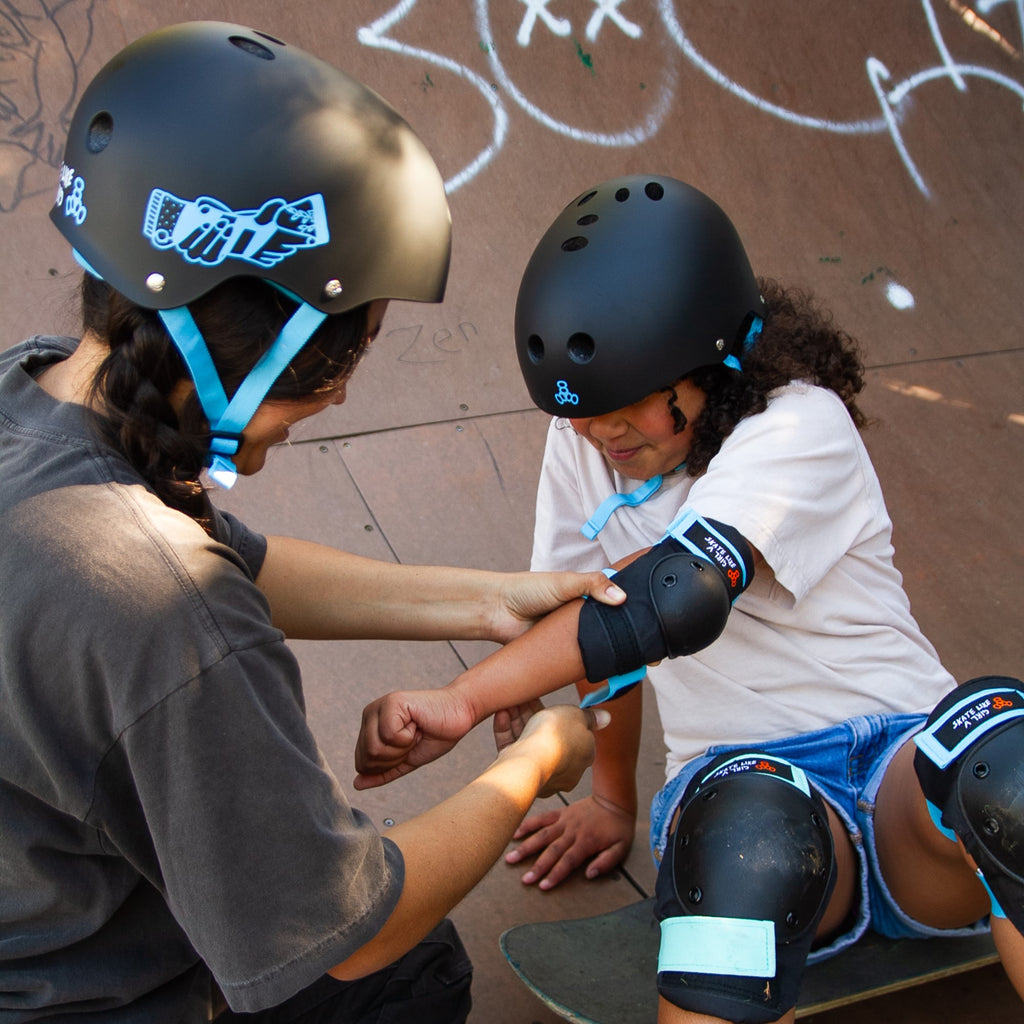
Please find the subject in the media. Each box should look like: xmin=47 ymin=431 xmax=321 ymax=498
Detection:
xmin=686 ymin=387 xmax=882 ymax=603
xmin=96 ymin=639 xmax=402 ymax=1013
xmin=531 ymin=419 xmax=610 ymax=574
xmin=209 ymin=506 xmax=268 ymax=579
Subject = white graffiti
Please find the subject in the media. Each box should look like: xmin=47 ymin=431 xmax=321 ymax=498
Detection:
xmin=357 ymin=0 xmax=1024 ymax=198
xmin=515 ymin=0 xmax=570 ymax=46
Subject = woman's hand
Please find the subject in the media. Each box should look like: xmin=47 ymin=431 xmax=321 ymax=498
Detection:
xmin=494 ymin=704 xmax=610 ymax=799
xmin=489 ymin=570 xmax=625 ymax=645
xmin=505 ymin=794 xmax=636 ymax=890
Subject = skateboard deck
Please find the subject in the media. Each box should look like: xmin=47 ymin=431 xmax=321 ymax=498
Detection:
xmin=500 ymin=897 xmax=999 ymax=1022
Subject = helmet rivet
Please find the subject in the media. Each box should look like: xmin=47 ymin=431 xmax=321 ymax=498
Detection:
xmin=145 ymin=273 xmax=166 ymax=293
xmin=324 ymin=279 xmax=343 ymax=300
xmin=715 ymin=338 xmax=725 ymax=351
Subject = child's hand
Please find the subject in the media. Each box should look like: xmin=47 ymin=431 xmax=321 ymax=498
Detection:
xmin=504 ymin=794 xmax=635 ymax=890
xmin=492 ymin=700 xmax=546 ymax=752
xmin=353 ymin=687 xmax=476 ymax=790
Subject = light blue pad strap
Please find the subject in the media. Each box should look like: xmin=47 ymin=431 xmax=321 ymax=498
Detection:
xmin=663 ymin=507 xmax=751 ymax=593
xmin=925 ymin=799 xmax=959 ymax=844
xmin=976 ymin=869 xmax=1008 ymax=919
xmin=582 ymin=475 xmax=662 ymax=540
xmin=579 ymin=666 xmax=647 ymax=708
xmin=658 ymin=916 xmax=776 ymax=977
xmin=914 ymin=685 xmax=1024 ymax=770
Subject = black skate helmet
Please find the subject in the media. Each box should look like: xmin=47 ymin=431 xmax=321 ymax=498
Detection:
xmin=51 ymin=20 xmax=450 ymax=313
xmin=50 ymin=21 xmax=451 ymax=485
xmin=515 ymin=175 xmax=764 ymax=418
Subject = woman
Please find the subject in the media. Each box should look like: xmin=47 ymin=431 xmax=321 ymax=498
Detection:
xmin=0 ymin=23 xmax=620 ymax=1022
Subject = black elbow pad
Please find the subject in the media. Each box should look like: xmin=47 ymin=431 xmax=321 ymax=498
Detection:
xmin=577 ymin=514 xmax=753 ymax=684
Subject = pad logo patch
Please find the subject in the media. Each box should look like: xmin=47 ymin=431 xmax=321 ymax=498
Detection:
xmin=697 ymin=754 xmax=811 ymax=798
xmin=143 ymin=189 xmax=330 ymax=269
xmin=916 ymin=686 xmax=1024 ymax=768
xmin=666 ymin=509 xmax=750 ymax=595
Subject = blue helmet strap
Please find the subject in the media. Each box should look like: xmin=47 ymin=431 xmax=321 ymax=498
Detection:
xmin=722 ymin=315 xmax=763 ymax=373
xmin=158 ymin=299 xmax=328 ymax=488
xmin=582 ymin=474 xmax=664 ymax=540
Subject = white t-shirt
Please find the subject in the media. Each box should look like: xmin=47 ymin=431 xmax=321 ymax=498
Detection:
xmin=532 ymin=382 xmax=955 ymax=780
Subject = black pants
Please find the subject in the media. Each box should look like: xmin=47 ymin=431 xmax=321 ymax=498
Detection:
xmin=219 ymin=920 xmax=472 ymax=1023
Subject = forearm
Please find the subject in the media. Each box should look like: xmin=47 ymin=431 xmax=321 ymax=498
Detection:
xmin=257 ymin=535 xmax=503 ymax=641
xmin=329 ymin=746 xmax=557 ymax=978
xmin=447 ymin=598 xmax=587 ymax=722
xmin=584 ymin=678 xmax=642 ymax=815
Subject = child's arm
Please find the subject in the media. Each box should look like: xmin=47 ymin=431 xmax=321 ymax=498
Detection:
xmin=354 ymin=595 xmax=591 ymax=788
xmin=354 ymin=518 xmax=755 ymax=787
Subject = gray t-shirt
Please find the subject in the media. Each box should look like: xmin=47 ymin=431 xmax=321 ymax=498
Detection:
xmin=0 ymin=337 xmax=404 ymax=1020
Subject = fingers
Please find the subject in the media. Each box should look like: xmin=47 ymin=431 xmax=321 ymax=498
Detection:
xmin=582 ymin=707 xmax=612 ymax=732
xmin=584 ymin=572 xmax=626 ymax=606
xmin=352 ymin=763 xmax=416 ymax=791
xmin=505 ymin=797 xmax=636 ymax=890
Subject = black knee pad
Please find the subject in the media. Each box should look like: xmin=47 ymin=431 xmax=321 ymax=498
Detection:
xmin=914 ymin=675 xmax=1024 ymax=932
xmin=654 ymin=752 xmax=837 ymax=1024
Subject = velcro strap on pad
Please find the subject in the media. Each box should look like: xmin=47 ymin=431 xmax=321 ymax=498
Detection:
xmin=664 ymin=509 xmax=754 ymax=601
xmin=658 ymin=916 xmax=775 ymax=977
xmin=915 ymin=683 xmax=1024 ymax=770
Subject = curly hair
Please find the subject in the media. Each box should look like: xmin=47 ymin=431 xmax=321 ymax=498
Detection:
xmin=81 ymin=274 xmax=371 ymax=526
xmin=671 ymin=277 xmax=867 ymax=477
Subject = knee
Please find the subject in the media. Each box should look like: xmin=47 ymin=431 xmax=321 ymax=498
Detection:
xmin=654 ymin=752 xmax=836 ymax=1024
xmin=914 ymin=676 xmax=1024 ymax=933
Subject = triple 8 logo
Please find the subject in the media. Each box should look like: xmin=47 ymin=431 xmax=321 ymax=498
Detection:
xmin=554 ymin=380 xmax=579 ymax=406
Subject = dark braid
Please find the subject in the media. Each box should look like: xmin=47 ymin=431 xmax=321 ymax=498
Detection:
xmin=680 ymin=278 xmax=867 ymax=477
xmin=81 ymin=274 xmax=370 ymax=527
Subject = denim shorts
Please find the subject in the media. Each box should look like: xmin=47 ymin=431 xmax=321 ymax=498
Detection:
xmin=648 ymin=713 xmax=991 ymax=963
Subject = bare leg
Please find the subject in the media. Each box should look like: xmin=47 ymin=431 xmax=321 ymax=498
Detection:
xmin=993 ymin=917 xmax=1024 ymax=1001
xmin=875 ymin=738 xmax=989 ymax=927
xmin=876 ymin=737 xmax=1024 ymax=1002
xmin=657 ymin=1000 xmax=795 ymax=1024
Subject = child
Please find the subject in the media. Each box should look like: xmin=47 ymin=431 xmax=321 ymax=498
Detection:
xmin=356 ymin=175 xmax=1024 ymax=1022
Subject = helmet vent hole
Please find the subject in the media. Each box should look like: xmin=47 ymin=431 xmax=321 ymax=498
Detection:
xmin=645 ymin=181 xmax=665 ymax=200
xmin=577 ymin=214 xmax=598 ymax=226
xmin=255 ymin=31 xmax=286 ymax=47
xmin=86 ymin=113 xmax=113 ymax=154
xmin=229 ymin=35 xmax=276 ymax=60
xmin=615 ymin=187 xmax=630 ymax=202
xmin=577 ymin=190 xmax=598 ymax=207
xmin=527 ymin=335 xmax=545 ymax=364
xmin=567 ymin=333 xmax=595 ymax=364
xmin=561 ymin=236 xmax=589 ymax=252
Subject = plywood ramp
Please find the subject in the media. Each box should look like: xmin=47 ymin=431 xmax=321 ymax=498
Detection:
xmin=2 ymin=1 xmax=1021 ymax=1020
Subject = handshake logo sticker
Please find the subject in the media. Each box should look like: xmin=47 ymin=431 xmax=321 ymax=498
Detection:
xmin=143 ymin=189 xmax=330 ymax=269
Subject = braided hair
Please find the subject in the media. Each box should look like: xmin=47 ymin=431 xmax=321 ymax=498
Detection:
xmin=81 ymin=274 xmax=371 ymax=525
